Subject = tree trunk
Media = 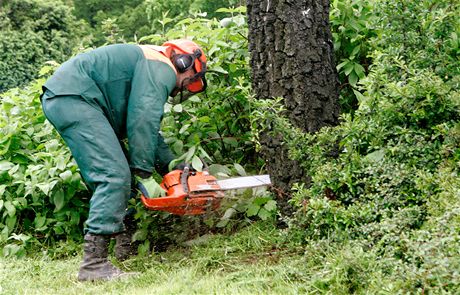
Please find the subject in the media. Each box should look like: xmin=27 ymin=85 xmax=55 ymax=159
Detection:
xmin=247 ymin=0 xmax=340 ymax=194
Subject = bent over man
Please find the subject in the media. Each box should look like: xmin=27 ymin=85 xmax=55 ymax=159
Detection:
xmin=40 ymin=39 xmax=207 ymax=281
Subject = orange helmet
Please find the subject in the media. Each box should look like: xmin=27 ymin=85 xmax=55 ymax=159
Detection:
xmin=162 ymin=39 xmax=207 ymax=94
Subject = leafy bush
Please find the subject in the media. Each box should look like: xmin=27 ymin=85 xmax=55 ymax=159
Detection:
xmin=330 ymin=0 xmax=376 ymax=112
xmin=0 ymin=70 xmax=89 ymax=257
xmin=250 ymin=0 xmax=460 ymax=292
xmin=73 ymin=0 xmax=242 ymax=45
xmin=0 ymin=0 xmax=91 ymax=92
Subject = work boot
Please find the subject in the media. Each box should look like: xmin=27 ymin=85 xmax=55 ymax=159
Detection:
xmin=77 ymin=233 xmax=136 ymax=281
xmin=114 ymin=230 xmax=139 ymax=261
xmin=114 ymin=212 xmax=140 ymax=261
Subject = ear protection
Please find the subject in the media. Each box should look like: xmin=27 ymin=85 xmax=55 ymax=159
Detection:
xmin=173 ymin=49 xmax=202 ymax=73
xmin=172 ymin=48 xmax=207 ymax=94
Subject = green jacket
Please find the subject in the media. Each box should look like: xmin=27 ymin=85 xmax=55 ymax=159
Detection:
xmin=43 ymin=44 xmax=177 ymax=173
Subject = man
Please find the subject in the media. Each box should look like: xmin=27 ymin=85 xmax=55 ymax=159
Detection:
xmin=40 ymin=39 xmax=207 ymax=281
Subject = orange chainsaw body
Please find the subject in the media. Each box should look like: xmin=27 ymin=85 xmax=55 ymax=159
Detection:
xmin=140 ymin=169 xmax=225 ymax=215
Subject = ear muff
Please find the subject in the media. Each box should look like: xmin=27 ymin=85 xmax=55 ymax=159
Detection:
xmin=174 ymin=54 xmax=194 ymax=73
xmin=173 ymin=49 xmax=202 ymax=73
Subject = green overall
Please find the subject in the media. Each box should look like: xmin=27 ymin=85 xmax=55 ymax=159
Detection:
xmin=41 ymin=44 xmax=176 ymax=235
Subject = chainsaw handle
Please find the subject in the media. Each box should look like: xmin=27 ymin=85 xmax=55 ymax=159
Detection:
xmin=181 ymin=166 xmax=190 ymax=194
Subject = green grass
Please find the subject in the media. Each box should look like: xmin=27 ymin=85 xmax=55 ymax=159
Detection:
xmin=0 ymin=222 xmax=312 ymax=295
xmin=2 ymin=220 xmax=457 ymax=294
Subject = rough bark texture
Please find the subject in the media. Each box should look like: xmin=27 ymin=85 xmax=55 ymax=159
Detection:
xmin=247 ymin=0 xmax=340 ymax=193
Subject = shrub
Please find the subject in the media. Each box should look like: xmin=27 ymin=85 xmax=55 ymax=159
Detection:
xmin=0 ymin=72 xmax=89 ymax=257
xmin=0 ymin=0 xmax=91 ymax=92
xmin=254 ymin=0 xmax=460 ymax=292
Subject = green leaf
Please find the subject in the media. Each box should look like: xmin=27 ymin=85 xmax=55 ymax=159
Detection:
xmin=6 ymin=215 xmax=17 ymax=231
xmin=336 ymin=60 xmax=349 ymax=71
xmin=0 ymin=161 xmax=14 ymax=172
xmin=11 ymin=154 xmax=29 ymax=164
xmin=353 ymin=89 xmax=367 ymax=104
xmin=216 ymin=219 xmax=230 ymax=228
xmin=138 ymin=240 xmax=151 ymax=257
xmin=229 ymin=64 xmax=237 ymax=73
xmin=349 ymin=72 xmax=358 ymax=86
xmin=223 ymin=137 xmax=238 ymax=147
xmin=246 ymin=203 xmax=260 ymax=217
xmin=216 ymin=6 xmax=246 ymax=13
xmin=2 ymin=244 xmax=22 ymax=258
xmin=354 ymin=63 xmax=366 ymax=79
xmin=173 ymin=104 xmax=183 ymax=113
xmin=8 ymin=233 xmax=31 ymax=243
xmin=133 ymin=228 xmax=148 ymax=242
xmin=191 ymin=155 xmax=203 ymax=172
xmin=185 ymin=146 xmax=196 ymax=163
xmin=209 ymin=164 xmax=231 ymax=177
xmin=39 ymin=65 xmax=54 ymax=76
xmin=37 ymin=183 xmax=51 ymax=195
xmin=211 ymin=66 xmax=228 ymax=74
xmin=34 ymin=215 xmax=47 ymax=229
xmin=70 ymin=211 xmax=80 ymax=225
xmin=0 ymin=185 xmax=6 ymax=196
xmin=0 ymin=139 xmax=11 ymax=156
xmin=179 ymin=124 xmax=190 ymax=134
xmin=257 ymin=208 xmax=271 ymax=220
xmin=53 ymin=189 xmax=65 ymax=212
xmin=59 ymin=170 xmax=72 ymax=183
xmin=221 ymin=208 xmax=237 ymax=221
xmin=54 ymin=226 xmax=64 ymax=235
xmin=216 ymin=8 xmax=233 ymax=13
xmin=0 ymin=200 xmax=3 ymax=211
xmin=55 ymin=156 xmax=67 ymax=171
xmin=234 ymin=163 xmax=247 ymax=176
xmin=344 ymin=62 xmax=355 ymax=76
xmin=264 ymin=200 xmax=277 ymax=212
xmin=198 ymin=116 xmax=210 ymax=123
xmin=173 ymin=140 xmax=184 ymax=155
xmin=350 ymin=45 xmax=361 ymax=58
xmin=4 ymin=201 xmax=16 ymax=218
xmin=365 ymin=149 xmax=385 ymax=162
xmin=188 ymin=96 xmax=201 ymax=103
xmin=220 ymin=17 xmax=234 ymax=28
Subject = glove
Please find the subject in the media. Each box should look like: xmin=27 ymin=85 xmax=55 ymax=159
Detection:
xmin=136 ymin=176 xmax=166 ymax=198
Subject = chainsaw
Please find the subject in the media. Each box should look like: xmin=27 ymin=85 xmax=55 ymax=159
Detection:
xmin=140 ymin=166 xmax=271 ymax=215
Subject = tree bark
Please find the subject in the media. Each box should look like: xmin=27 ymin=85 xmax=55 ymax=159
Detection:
xmin=247 ymin=0 xmax=340 ymax=193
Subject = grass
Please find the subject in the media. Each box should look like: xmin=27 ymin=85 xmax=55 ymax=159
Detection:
xmin=0 ymin=222 xmax=313 ymax=295
xmin=2 ymin=219 xmax=455 ymax=294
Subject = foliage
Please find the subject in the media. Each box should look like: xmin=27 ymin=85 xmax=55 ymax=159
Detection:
xmin=330 ymin=0 xmax=376 ymax=113
xmin=0 ymin=0 xmax=91 ymax=93
xmin=0 ymin=71 xmax=89 ymax=257
xmin=72 ymin=0 xmax=143 ymax=26
xmin=73 ymin=0 xmax=242 ymax=45
xmin=135 ymin=6 xmax=256 ymax=169
xmin=249 ymin=0 xmax=460 ymax=292
xmin=1 ymin=0 xmax=459 ymax=291
xmin=0 ymin=6 xmax=274 ymax=256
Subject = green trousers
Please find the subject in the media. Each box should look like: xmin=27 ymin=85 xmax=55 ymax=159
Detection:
xmin=41 ymin=91 xmax=131 ymax=235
